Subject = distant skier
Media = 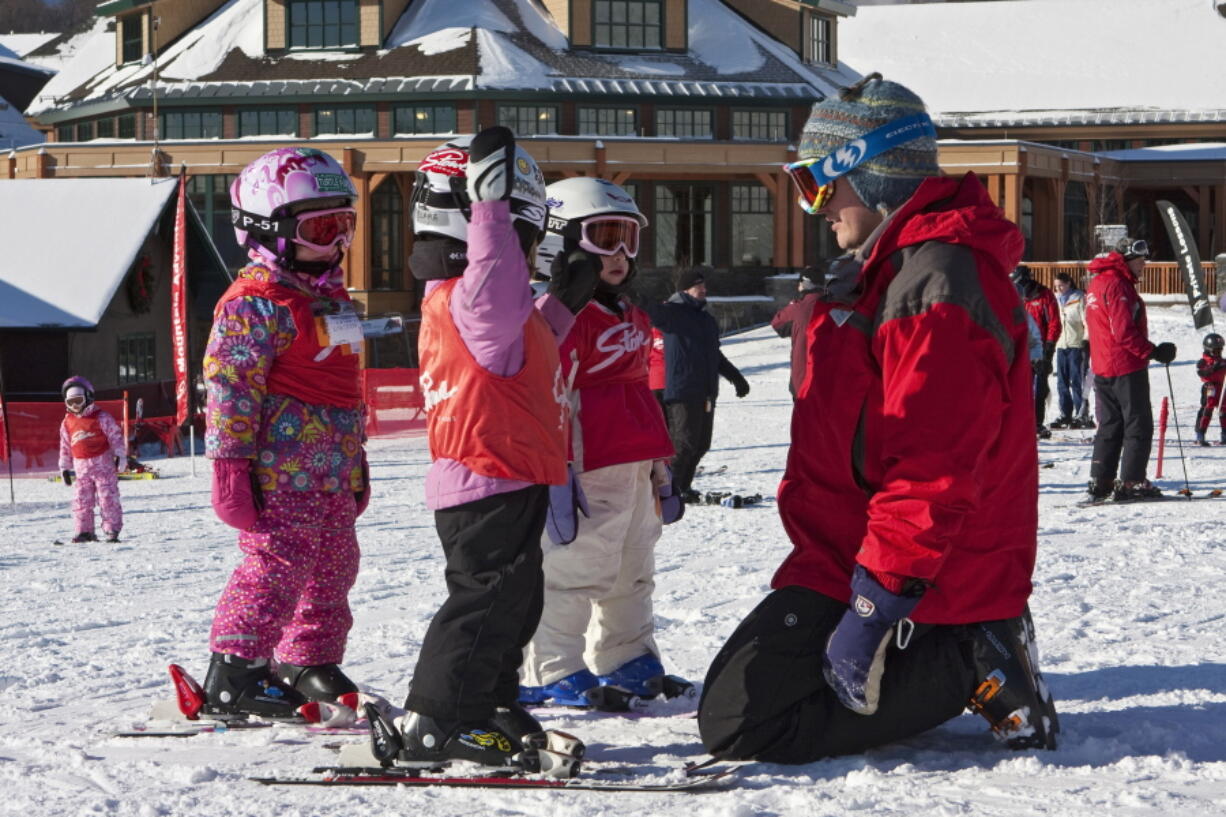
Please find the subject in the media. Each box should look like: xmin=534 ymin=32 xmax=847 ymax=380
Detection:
xmin=1012 ymin=264 xmax=1062 ymax=437
xmin=770 ymin=263 xmax=826 ymax=399
xmin=518 ymin=177 xmax=684 ymax=712
xmin=202 ymin=147 xmax=370 ymax=719
xmin=1050 ymin=272 xmax=1091 ymax=429
xmin=1194 ymin=333 xmax=1226 ymax=446
xmin=57 ymin=376 xmax=125 ymax=543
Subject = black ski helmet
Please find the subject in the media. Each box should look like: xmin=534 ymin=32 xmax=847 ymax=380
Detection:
xmin=1204 ymin=333 xmax=1224 ymax=354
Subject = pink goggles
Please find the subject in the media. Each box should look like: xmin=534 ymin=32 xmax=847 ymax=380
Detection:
xmin=578 ymin=216 xmax=640 ymax=258
xmin=293 ymin=207 xmax=357 ymax=252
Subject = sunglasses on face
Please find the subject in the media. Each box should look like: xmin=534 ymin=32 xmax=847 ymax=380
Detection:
xmin=294 ymin=207 xmax=357 ymax=252
xmin=782 ymin=159 xmax=837 ymax=214
xmin=579 ymin=216 xmax=641 ymax=258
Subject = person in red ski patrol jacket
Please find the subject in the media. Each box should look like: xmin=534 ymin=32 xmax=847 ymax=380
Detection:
xmin=1194 ymin=333 xmax=1226 ymax=446
xmin=1012 ymin=264 xmax=1062 ymax=438
xmin=378 ymin=128 xmax=597 ymax=774
xmin=770 ymin=264 xmax=826 ymax=399
xmin=57 ymin=376 xmax=125 ymax=543
xmin=698 ymin=74 xmax=1059 ymax=762
xmin=200 ymin=147 xmax=370 ymax=721
xmin=518 ymin=177 xmax=685 ymax=712
xmin=1084 ymin=238 xmax=1177 ymax=502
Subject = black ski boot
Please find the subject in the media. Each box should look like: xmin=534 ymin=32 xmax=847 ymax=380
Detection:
xmin=203 ymin=652 xmax=307 ymax=719
xmin=1084 ymin=478 xmax=1112 ymax=503
xmin=71 ymin=531 xmax=97 ymax=543
xmin=397 ymin=710 xmax=525 ymax=767
xmin=276 ymin=662 xmax=358 ymax=702
xmin=493 ymin=701 xmax=586 ymax=763
xmin=1112 ymin=479 xmax=1162 ymax=502
xmin=965 ymin=607 xmax=1059 ymax=750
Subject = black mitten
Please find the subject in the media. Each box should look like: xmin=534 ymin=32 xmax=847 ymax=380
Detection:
xmin=548 ymin=249 xmax=601 ymax=315
xmin=1151 ymin=342 xmax=1177 ymax=364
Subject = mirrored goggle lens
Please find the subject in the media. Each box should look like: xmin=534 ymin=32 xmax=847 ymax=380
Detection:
xmin=784 ymin=161 xmax=835 ymax=214
xmin=1130 ymin=240 xmax=1149 ymax=257
xmin=296 ymin=209 xmax=357 ymax=248
xmin=65 ymin=396 xmax=85 ymax=406
xmin=582 ymin=218 xmax=640 ymax=257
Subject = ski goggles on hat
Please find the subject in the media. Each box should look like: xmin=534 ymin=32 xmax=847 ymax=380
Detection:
xmin=293 ymin=207 xmax=357 ymax=252
xmin=1120 ymin=239 xmax=1150 ymax=258
xmin=784 ymin=112 xmax=937 ymax=214
xmin=577 ymin=216 xmax=641 ymax=258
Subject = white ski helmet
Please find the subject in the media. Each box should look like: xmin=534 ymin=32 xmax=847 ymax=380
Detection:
xmin=411 ymin=134 xmax=549 ymax=249
xmin=535 ymin=177 xmax=647 ymax=279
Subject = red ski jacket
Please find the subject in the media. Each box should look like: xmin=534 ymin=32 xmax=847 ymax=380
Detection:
xmin=773 ymin=172 xmax=1037 ymax=625
xmin=1085 ymin=253 xmax=1153 ymax=377
xmin=1023 ymin=285 xmax=1061 ymax=345
xmin=1197 ymin=352 xmax=1226 ymax=387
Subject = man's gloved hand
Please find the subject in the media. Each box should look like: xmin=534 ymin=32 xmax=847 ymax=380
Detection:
xmin=732 ymin=373 xmax=750 ymax=399
xmin=652 ymin=460 xmax=684 ymax=525
xmin=354 ymin=453 xmax=371 ymax=518
xmin=822 ymin=565 xmax=924 ymax=716
xmin=1042 ymin=340 xmax=1056 ymax=360
xmin=548 ymin=249 xmax=601 ymax=315
xmin=466 ymin=126 xmax=516 ymax=203
xmin=1151 ymin=341 xmax=1177 ymax=364
xmin=211 ymin=457 xmax=263 ymax=531
xmin=61 ymin=469 xmax=75 ymax=487
xmin=545 ymin=465 xmax=591 ymax=546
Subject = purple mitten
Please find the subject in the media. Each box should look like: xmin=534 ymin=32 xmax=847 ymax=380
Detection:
xmin=652 ymin=461 xmax=685 ymax=525
xmin=211 ymin=457 xmax=261 ymax=531
xmin=355 ymin=454 xmax=371 ymax=517
xmin=545 ymin=465 xmax=590 ymax=546
xmin=822 ymin=565 xmax=923 ymax=715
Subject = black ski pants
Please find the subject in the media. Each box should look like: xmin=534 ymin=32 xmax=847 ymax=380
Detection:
xmin=665 ymin=399 xmax=715 ymax=494
xmin=406 ymin=485 xmax=548 ymax=723
xmin=1091 ymin=368 xmax=1154 ymax=484
xmin=697 ymin=586 xmax=977 ymax=763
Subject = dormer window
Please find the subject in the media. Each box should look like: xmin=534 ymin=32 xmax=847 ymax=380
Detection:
xmin=289 ymin=0 xmax=359 ymax=50
xmin=806 ymin=13 xmax=834 ymax=66
xmin=119 ymin=13 xmax=144 ymax=64
xmin=594 ymin=0 xmax=662 ymax=49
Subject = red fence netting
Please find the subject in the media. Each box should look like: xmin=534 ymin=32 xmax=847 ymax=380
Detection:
xmin=0 ymin=370 xmax=425 ymax=478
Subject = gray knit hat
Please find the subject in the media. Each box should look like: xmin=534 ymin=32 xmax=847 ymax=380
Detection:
xmin=797 ymin=73 xmax=940 ymax=212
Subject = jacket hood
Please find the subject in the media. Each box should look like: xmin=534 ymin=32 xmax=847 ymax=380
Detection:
xmin=867 ymin=173 xmax=1025 ymax=279
xmin=1088 ymin=251 xmax=1135 ymax=283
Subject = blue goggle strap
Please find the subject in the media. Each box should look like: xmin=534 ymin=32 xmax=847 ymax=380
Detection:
xmin=787 ymin=112 xmax=936 ymax=185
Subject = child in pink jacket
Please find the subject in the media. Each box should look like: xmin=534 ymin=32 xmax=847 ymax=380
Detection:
xmin=58 ymin=376 xmax=125 ymax=543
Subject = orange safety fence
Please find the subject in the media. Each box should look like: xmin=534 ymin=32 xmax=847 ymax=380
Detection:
xmin=0 ymin=370 xmax=425 ymax=478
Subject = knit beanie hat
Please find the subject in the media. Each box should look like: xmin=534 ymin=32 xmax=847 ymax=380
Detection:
xmin=797 ymin=73 xmax=940 ymax=213
xmin=676 ymin=268 xmax=706 ymax=292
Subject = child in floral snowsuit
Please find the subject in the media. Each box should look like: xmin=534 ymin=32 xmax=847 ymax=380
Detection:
xmin=57 ymin=376 xmax=125 ymax=543
xmin=201 ymin=147 xmax=370 ymax=718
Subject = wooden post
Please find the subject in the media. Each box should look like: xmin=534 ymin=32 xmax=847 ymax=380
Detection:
xmin=595 ymin=140 xmax=607 ymax=179
xmin=1216 ymin=184 xmax=1226 ymax=258
xmin=6 ymin=150 xmax=14 ymax=179
xmin=1198 ymin=184 xmax=1212 ymax=261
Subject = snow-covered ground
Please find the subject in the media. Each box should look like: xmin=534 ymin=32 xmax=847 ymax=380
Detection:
xmin=3 ymin=306 xmax=1226 ymax=815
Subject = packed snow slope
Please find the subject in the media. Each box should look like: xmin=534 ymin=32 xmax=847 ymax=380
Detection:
xmin=2 ymin=305 xmax=1226 ymax=816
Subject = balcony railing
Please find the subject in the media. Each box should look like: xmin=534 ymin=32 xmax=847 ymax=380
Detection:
xmin=1027 ymin=262 xmax=1218 ymax=296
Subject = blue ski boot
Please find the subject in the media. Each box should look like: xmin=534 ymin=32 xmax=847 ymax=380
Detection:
xmin=518 ymin=669 xmax=601 ymax=707
xmin=597 ymin=654 xmax=697 ymax=701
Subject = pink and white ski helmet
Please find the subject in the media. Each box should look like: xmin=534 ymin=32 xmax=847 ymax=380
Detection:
xmin=230 ymin=147 xmax=357 ymax=261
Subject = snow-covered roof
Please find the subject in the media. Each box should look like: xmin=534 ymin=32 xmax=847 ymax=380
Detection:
xmin=0 ymin=178 xmax=179 ymax=329
xmin=0 ymin=93 xmax=42 ymax=149
xmin=1099 ymin=143 xmax=1226 ymax=162
xmin=29 ymin=0 xmax=851 ymax=117
xmin=838 ymin=0 xmax=1226 ymax=127
xmin=0 ymin=33 xmax=60 ymax=60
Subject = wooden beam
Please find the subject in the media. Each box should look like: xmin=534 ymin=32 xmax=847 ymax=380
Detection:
xmin=346 ymin=173 xmax=372 ymax=293
xmin=369 ymin=172 xmax=389 ymax=193
xmin=770 ymin=169 xmax=789 ymax=270
xmin=610 ymin=172 xmax=631 ymax=186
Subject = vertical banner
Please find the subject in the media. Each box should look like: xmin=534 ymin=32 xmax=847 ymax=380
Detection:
xmin=1156 ymin=199 xmax=1213 ymax=330
xmin=171 ymin=170 xmax=190 ymax=426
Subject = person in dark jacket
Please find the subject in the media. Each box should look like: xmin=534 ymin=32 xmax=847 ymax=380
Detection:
xmin=698 ymin=73 xmax=1058 ymax=764
xmin=644 ymin=269 xmax=749 ymax=501
xmin=1084 ymin=238 xmax=1176 ymax=502
xmin=1011 ymin=264 xmax=1062 ymax=437
xmin=771 ymin=264 xmax=826 ymax=399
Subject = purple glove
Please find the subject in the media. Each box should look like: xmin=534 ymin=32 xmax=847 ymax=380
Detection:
xmin=355 ymin=454 xmax=371 ymax=518
xmin=211 ymin=457 xmax=262 ymax=531
xmin=822 ymin=565 xmax=923 ymax=715
xmin=545 ymin=465 xmax=590 ymax=546
xmin=653 ymin=461 xmax=684 ymax=525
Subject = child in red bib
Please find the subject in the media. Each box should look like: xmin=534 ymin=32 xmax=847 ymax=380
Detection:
xmin=57 ymin=376 xmax=125 ymax=543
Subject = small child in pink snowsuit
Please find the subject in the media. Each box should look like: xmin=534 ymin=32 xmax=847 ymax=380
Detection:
xmin=57 ymin=376 xmax=125 ymax=544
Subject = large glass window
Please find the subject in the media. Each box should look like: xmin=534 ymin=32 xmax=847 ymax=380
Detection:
xmin=187 ymin=174 xmax=246 ymax=271
xmin=655 ymin=108 xmax=712 ymax=139
xmin=731 ymin=184 xmax=773 ymax=267
xmin=654 ymin=184 xmax=713 ymax=268
xmin=371 ymin=181 xmax=405 ymax=290
xmin=96 ymin=117 xmax=115 ymax=139
xmin=120 ymin=14 xmax=144 ymax=64
xmin=118 ymin=333 xmax=156 ymax=385
xmin=497 ymin=104 xmax=558 ymax=136
xmin=807 ymin=14 xmax=833 ymax=66
xmin=315 ymin=105 xmax=375 ymax=136
xmin=594 ymin=0 xmax=662 ymax=49
xmin=76 ymin=120 xmax=94 ymax=142
xmin=239 ymin=108 xmax=298 ymax=137
xmin=393 ymin=104 xmax=457 ymax=135
xmin=732 ymin=110 xmax=788 ymax=142
xmin=160 ymin=110 xmax=223 ymax=140
xmin=1063 ymin=182 xmax=1090 ymax=260
xmin=578 ymin=106 xmax=637 ymax=137
xmin=56 ymin=124 xmax=74 ymax=142
xmin=118 ymin=114 xmax=137 ymax=139
xmin=288 ymin=0 xmax=359 ymax=49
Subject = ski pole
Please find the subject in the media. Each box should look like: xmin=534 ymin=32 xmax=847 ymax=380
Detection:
xmin=1163 ymin=363 xmax=1193 ymax=498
